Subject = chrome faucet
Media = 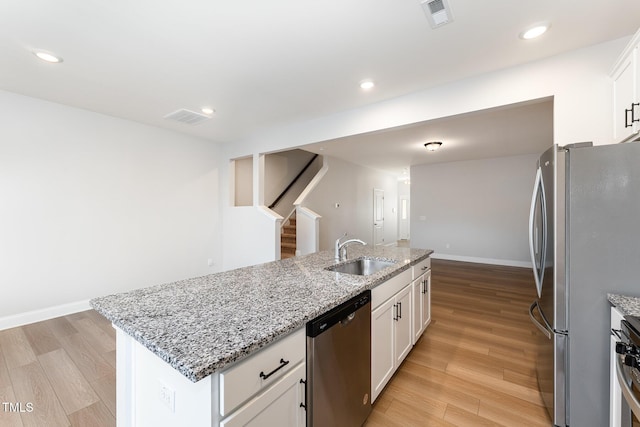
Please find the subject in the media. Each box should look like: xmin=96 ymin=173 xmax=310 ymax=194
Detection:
xmin=335 ymin=233 xmax=366 ymax=261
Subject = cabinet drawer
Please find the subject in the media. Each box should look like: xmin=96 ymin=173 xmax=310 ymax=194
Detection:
xmin=219 ymin=327 xmax=305 ymax=417
xmin=372 ymin=268 xmax=412 ymax=310
xmin=412 ymin=257 xmax=431 ymax=280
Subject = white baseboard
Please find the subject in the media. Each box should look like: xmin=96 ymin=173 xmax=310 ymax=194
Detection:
xmin=431 ymin=253 xmax=532 ymax=268
xmin=0 ymin=300 xmax=91 ymax=331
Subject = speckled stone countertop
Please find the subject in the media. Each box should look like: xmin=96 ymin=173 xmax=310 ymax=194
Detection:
xmin=608 ymin=294 xmax=640 ymax=317
xmin=90 ymin=246 xmax=432 ymax=383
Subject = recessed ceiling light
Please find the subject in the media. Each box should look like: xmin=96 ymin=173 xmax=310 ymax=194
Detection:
xmin=520 ymin=23 xmax=550 ymax=40
xmin=33 ymin=50 xmax=63 ymax=63
xmin=201 ymin=107 xmax=215 ymax=115
xmin=424 ymin=141 xmax=443 ymax=151
xmin=360 ymin=80 xmax=375 ymax=90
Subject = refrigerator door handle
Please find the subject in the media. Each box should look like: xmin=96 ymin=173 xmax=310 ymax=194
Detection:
xmin=528 ymin=166 xmax=546 ymax=298
xmin=529 ymin=300 xmax=552 ymax=339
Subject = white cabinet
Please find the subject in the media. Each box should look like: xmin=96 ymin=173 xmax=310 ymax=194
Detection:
xmin=412 ymin=268 xmax=431 ymax=344
xmin=394 ymin=284 xmax=413 ymax=365
xmin=371 ymin=281 xmax=413 ymax=402
xmin=371 ymin=296 xmax=395 ymax=402
xmin=219 ymin=328 xmax=306 ymax=426
xmin=610 ymin=306 xmax=625 ymax=427
xmin=220 ymin=363 xmax=306 ymax=427
xmin=114 ymin=326 xmax=306 ymax=427
xmin=611 ymin=29 xmax=640 ymax=142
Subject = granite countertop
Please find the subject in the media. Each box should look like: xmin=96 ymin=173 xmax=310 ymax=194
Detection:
xmin=90 ymin=245 xmax=432 ymax=382
xmin=608 ymin=293 xmax=640 ymax=316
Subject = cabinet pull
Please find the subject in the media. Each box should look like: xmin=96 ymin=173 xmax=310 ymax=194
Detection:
xmin=421 ymin=266 xmax=428 ymax=271
xmin=259 ymin=358 xmax=289 ymax=380
xmin=625 ymin=103 xmax=640 ymax=128
xmin=299 ymin=379 xmax=307 ymax=409
xmin=393 ymin=304 xmax=398 ymax=321
xmin=398 ymin=301 xmax=402 ymax=319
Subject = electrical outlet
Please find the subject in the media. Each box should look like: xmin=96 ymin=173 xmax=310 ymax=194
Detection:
xmin=207 ymin=258 xmax=214 ymax=267
xmin=159 ymin=381 xmax=175 ymax=412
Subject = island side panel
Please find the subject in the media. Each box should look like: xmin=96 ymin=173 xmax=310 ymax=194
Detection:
xmin=116 ymin=327 xmax=219 ymax=427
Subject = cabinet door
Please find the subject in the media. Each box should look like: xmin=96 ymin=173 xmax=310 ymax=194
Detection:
xmin=371 ymin=297 xmax=395 ymax=403
xmin=412 ymin=275 xmax=424 ymax=345
xmin=613 ymin=51 xmax=637 ymax=142
xmin=220 ymin=363 xmax=305 ymax=427
xmin=394 ymin=284 xmax=413 ymax=366
xmin=421 ymin=269 xmax=432 ymax=332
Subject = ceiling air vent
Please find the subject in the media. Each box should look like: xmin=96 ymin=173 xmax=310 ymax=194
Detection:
xmin=421 ymin=0 xmax=454 ymax=28
xmin=164 ymin=109 xmax=211 ymax=125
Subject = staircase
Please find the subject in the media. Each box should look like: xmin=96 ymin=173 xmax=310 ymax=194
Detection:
xmin=281 ymin=214 xmax=297 ymax=259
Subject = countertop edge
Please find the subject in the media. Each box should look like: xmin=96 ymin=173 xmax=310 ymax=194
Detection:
xmin=608 ymin=293 xmax=640 ymax=317
xmin=90 ymin=248 xmax=433 ymax=382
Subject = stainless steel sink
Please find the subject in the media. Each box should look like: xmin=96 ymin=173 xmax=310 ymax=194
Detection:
xmin=326 ymin=258 xmax=396 ymax=276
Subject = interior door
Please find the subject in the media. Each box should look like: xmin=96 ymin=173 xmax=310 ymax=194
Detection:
xmin=398 ymin=196 xmax=410 ymax=240
xmin=373 ymin=189 xmax=384 ymax=245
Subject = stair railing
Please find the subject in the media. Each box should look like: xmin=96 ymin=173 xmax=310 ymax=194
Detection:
xmin=268 ymin=154 xmax=319 ymax=210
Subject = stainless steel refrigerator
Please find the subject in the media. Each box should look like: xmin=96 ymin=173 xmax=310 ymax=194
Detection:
xmin=528 ymin=141 xmax=640 ymax=427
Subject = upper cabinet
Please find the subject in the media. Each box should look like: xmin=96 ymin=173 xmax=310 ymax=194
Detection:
xmin=611 ymin=29 xmax=640 ymax=143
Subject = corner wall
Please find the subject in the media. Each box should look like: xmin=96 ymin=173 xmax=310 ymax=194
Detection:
xmin=302 ymin=156 xmax=398 ymax=250
xmin=0 ymin=90 xmax=222 ymax=328
xmin=410 ymin=153 xmax=540 ymax=266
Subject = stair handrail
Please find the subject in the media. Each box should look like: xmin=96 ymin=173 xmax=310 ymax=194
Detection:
xmin=268 ymin=154 xmax=319 ymax=209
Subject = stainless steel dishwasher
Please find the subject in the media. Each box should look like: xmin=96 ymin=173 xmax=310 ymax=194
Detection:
xmin=306 ymin=290 xmax=371 ymax=427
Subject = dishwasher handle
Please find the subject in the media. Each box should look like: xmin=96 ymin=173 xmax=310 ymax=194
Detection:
xmin=306 ymin=290 xmax=371 ymax=338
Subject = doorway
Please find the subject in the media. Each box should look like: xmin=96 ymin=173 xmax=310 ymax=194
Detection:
xmin=373 ymin=188 xmax=384 ymax=245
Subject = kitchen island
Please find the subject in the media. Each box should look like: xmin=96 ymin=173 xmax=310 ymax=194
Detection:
xmin=91 ymin=245 xmax=432 ymax=426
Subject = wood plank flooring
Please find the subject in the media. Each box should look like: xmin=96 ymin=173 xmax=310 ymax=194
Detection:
xmin=0 ymin=310 xmax=116 ymax=427
xmin=0 ymin=259 xmax=551 ymax=426
xmin=364 ymin=259 xmax=551 ymax=426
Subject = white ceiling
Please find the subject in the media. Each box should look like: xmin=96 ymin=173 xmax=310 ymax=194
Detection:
xmin=302 ymin=97 xmax=554 ymax=175
xmin=1 ymin=0 xmax=639 ymax=170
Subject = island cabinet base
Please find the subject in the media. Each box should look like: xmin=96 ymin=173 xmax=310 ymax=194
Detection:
xmin=115 ymin=327 xmax=306 ymax=427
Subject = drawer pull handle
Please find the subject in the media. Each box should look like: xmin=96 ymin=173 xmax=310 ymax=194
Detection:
xmin=421 ymin=266 xmax=428 ymax=271
xmin=300 ymin=379 xmax=307 ymax=409
xmin=626 ymin=103 xmax=640 ymax=128
xmin=259 ymin=358 xmax=289 ymax=380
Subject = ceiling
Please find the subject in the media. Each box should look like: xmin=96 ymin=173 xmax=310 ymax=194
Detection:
xmin=302 ymin=97 xmax=554 ymax=176
xmin=1 ymin=0 xmax=638 ymax=169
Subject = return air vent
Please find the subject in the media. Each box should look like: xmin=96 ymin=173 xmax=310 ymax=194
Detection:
xmin=164 ymin=109 xmax=212 ymax=125
xmin=421 ymin=0 xmax=454 ymax=28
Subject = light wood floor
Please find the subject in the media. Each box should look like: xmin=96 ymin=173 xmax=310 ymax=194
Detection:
xmin=364 ymin=259 xmax=551 ymax=426
xmin=0 ymin=310 xmax=116 ymax=426
xmin=0 ymin=259 xmax=551 ymax=426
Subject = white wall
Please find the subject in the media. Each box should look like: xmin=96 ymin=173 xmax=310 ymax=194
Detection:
xmin=220 ymin=37 xmax=627 ymax=268
xmin=222 ymin=206 xmax=281 ymax=270
xmin=302 ymin=156 xmax=398 ymax=251
xmin=264 ymin=150 xmax=319 ymax=217
xmin=0 ymin=90 xmax=222 ymax=328
xmin=233 ymin=156 xmax=253 ymax=206
xmin=224 ymin=37 xmax=626 ymax=159
xmin=411 ymin=154 xmax=540 ymax=266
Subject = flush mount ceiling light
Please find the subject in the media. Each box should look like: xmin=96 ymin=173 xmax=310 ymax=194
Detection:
xmin=33 ymin=50 xmax=63 ymax=63
xmin=360 ymin=80 xmax=375 ymax=90
xmin=520 ymin=23 xmax=550 ymax=40
xmin=424 ymin=141 xmax=443 ymax=151
xmin=201 ymin=107 xmax=215 ymax=115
